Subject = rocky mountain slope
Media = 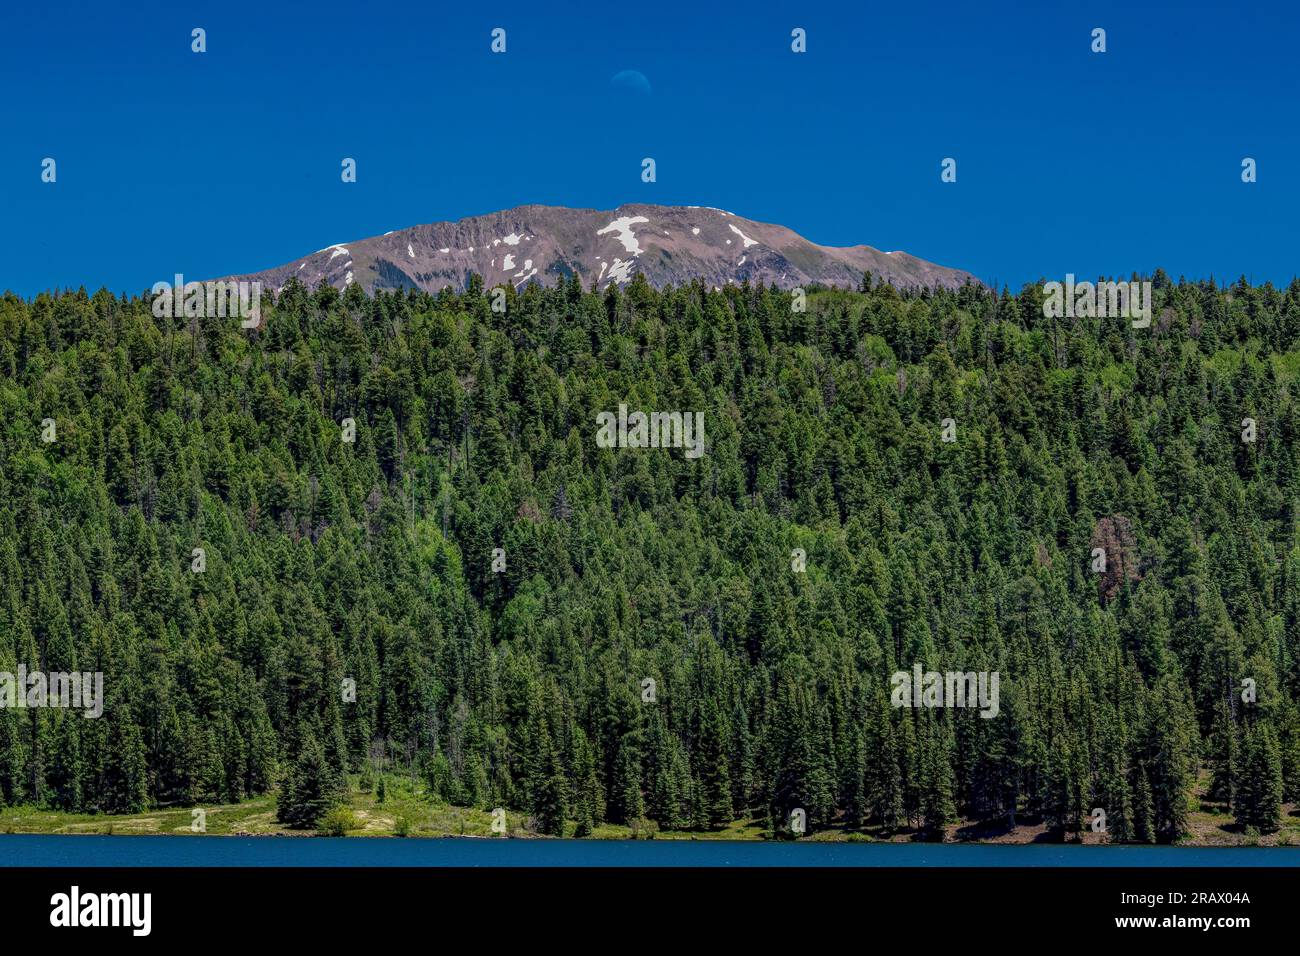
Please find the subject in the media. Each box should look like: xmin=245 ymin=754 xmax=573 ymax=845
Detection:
xmin=215 ymin=203 xmax=979 ymax=294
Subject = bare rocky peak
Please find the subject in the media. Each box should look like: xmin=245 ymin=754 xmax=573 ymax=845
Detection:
xmin=216 ymin=203 xmax=979 ymax=295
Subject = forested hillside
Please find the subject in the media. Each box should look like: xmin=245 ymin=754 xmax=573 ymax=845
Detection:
xmin=1 ymin=270 xmax=1299 ymax=842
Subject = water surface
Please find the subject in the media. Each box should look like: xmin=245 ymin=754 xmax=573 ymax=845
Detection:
xmin=5 ymin=835 xmax=1299 ymax=867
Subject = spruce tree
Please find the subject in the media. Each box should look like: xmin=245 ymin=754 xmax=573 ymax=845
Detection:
xmin=1233 ymin=724 xmax=1283 ymax=833
xmin=277 ymin=731 xmax=337 ymax=829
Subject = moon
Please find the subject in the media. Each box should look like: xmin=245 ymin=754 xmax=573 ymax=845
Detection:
xmin=610 ymin=70 xmax=652 ymax=96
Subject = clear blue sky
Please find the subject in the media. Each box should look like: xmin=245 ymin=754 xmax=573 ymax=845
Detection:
xmin=2 ymin=0 xmax=1297 ymax=296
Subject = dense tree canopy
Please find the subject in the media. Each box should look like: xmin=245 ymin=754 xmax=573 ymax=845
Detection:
xmin=1 ymin=268 xmax=1298 ymax=840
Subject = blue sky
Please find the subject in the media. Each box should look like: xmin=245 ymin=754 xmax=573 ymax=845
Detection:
xmin=2 ymin=0 xmax=1297 ymax=296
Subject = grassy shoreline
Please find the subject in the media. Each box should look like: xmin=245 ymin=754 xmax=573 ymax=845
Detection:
xmin=3 ymin=772 xmax=1298 ymax=845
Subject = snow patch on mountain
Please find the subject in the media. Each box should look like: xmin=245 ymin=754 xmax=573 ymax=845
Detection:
xmin=728 ymin=224 xmax=758 ymax=248
xmin=606 ymin=258 xmax=635 ymax=284
xmin=597 ymin=216 xmax=650 ymax=255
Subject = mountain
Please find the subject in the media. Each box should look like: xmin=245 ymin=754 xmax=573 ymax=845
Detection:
xmin=214 ymin=204 xmax=980 ymax=295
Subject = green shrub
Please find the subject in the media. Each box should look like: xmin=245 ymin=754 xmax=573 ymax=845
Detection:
xmin=318 ymin=806 xmax=356 ymax=837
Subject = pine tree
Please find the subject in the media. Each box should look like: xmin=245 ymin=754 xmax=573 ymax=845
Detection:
xmin=697 ymin=699 xmax=732 ymax=827
xmin=47 ymin=712 xmax=82 ymax=811
xmin=531 ymin=719 xmax=568 ymax=837
xmin=840 ymin=728 xmax=866 ymax=829
xmin=615 ymin=745 xmax=643 ymax=825
xmin=1131 ymin=766 xmax=1155 ymax=844
xmin=276 ymin=731 xmax=337 ymax=829
xmin=868 ymin=701 xmax=904 ymax=832
xmin=103 ymin=713 xmax=149 ymax=814
xmin=1233 ymin=723 xmax=1283 ymax=832
xmin=917 ymin=716 xmax=955 ymax=839
xmin=572 ymin=730 xmax=598 ymax=837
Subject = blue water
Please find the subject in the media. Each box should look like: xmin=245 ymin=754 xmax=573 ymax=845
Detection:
xmin=4 ymin=835 xmax=1299 ymax=867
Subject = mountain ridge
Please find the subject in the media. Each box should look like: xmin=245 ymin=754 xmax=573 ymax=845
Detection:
xmin=213 ymin=203 xmax=980 ymax=295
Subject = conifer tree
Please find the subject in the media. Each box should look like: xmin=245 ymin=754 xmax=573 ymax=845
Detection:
xmin=276 ymin=731 xmax=336 ymax=829
xmin=1233 ymin=723 xmax=1283 ymax=832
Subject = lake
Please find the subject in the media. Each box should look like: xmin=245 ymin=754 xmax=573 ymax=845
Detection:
xmin=4 ymin=835 xmax=1300 ymax=867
